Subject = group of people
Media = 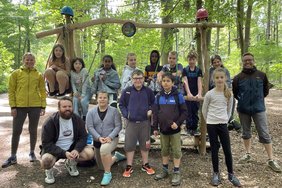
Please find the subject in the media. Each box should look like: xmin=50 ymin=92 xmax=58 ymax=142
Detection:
xmin=2 ymin=45 xmax=281 ymax=187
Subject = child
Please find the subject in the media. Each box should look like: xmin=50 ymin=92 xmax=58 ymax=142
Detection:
xmin=119 ymin=70 xmax=155 ymax=178
xmin=157 ymin=51 xmax=183 ymax=92
xmin=2 ymin=52 xmax=46 ymax=168
xmin=209 ymin=55 xmax=241 ymax=132
xmin=70 ymin=57 xmax=91 ymax=120
xmin=209 ymin=55 xmax=231 ymax=90
xmin=152 ymin=72 xmax=187 ymax=186
xmin=182 ymin=51 xmax=203 ymax=135
xmin=120 ymin=53 xmax=140 ymax=91
xmin=202 ymin=68 xmax=241 ymax=187
xmin=91 ymin=55 xmax=121 ymax=108
xmin=44 ymin=44 xmax=71 ymax=97
xmin=144 ymin=50 xmax=163 ymax=95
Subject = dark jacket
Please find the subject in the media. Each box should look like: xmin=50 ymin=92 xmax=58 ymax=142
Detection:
xmin=232 ymin=67 xmax=269 ymax=115
xmin=41 ymin=112 xmax=87 ymax=158
xmin=119 ymin=85 xmax=155 ymax=122
xmin=152 ymin=87 xmax=188 ymax=135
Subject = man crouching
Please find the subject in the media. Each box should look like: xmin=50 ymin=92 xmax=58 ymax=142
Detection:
xmin=40 ymin=96 xmax=94 ymax=184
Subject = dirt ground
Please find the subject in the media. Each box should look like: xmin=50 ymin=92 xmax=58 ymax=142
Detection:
xmin=0 ymin=89 xmax=281 ymax=188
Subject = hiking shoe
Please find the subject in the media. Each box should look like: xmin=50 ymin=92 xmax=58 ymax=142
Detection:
xmin=123 ymin=165 xmax=133 ymax=177
xmin=45 ymin=168 xmax=55 ymax=184
xmin=114 ymin=151 xmax=126 ymax=162
xmin=154 ymin=168 xmax=168 ymax=180
xmin=2 ymin=156 xmax=17 ymax=168
xmin=228 ymin=173 xmax=241 ymax=187
xmin=267 ymin=160 xmax=282 ymax=173
xmin=29 ymin=152 xmax=37 ymax=162
xmin=238 ymin=153 xmax=251 ymax=164
xmin=101 ymin=172 xmax=112 ymax=186
xmin=211 ymin=172 xmax=221 ymax=186
xmin=171 ymin=171 xmax=181 ymax=186
xmin=65 ymin=159 xmax=79 ymax=176
xmin=141 ymin=163 xmax=155 ymax=175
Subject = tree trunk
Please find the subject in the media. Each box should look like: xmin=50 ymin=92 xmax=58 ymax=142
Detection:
xmin=266 ymin=0 xmax=271 ymax=42
xmin=244 ymin=0 xmax=253 ymax=52
xmin=160 ymin=0 xmax=174 ymax=65
xmin=100 ymin=0 xmax=106 ymax=56
xmin=236 ymin=0 xmax=244 ymax=55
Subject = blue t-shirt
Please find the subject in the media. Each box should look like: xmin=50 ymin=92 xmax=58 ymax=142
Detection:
xmin=182 ymin=66 xmax=202 ymax=95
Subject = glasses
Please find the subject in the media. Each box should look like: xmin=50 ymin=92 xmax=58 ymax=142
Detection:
xmin=132 ymin=77 xmax=143 ymax=80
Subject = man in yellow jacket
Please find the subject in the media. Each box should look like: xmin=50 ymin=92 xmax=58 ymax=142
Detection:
xmin=2 ymin=52 xmax=46 ymax=168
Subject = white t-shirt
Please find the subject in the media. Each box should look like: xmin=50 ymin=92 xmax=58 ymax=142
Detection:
xmin=202 ymin=89 xmax=233 ymax=124
xmin=56 ymin=117 xmax=74 ymax=151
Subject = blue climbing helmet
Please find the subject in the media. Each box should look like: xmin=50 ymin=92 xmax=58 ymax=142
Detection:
xmin=61 ymin=6 xmax=74 ymax=17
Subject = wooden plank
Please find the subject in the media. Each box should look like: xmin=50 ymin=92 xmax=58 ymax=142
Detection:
xmin=36 ymin=18 xmax=225 ymax=39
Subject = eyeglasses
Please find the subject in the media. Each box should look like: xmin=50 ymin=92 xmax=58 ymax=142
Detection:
xmin=132 ymin=77 xmax=143 ymax=80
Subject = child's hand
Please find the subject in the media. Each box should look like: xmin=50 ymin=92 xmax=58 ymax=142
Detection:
xmin=153 ymin=130 xmax=159 ymax=137
xmin=147 ymin=110 xmax=152 ymax=118
xmin=171 ymin=122 xmax=178 ymax=130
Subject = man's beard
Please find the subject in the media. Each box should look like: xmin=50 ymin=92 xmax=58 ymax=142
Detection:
xmin=59 ymin=110 xmax=73 ymax=119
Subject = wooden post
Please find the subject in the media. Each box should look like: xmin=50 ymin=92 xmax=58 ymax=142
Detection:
xmin=64 ymin=15 xmax=75 ymax=60
xmin=198 ymin=24 xmax=210 ymax=155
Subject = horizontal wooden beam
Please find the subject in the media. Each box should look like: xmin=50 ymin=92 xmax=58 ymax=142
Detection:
xmin=36 ymin=18 xmax=225 ymax=39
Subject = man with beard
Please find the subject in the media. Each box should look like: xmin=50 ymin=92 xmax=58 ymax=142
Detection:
xmin=40 ymin=97 xmax=94 ymax=184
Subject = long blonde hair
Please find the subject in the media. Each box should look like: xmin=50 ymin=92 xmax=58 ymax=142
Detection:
xmin=213 ymin=67 xmax=231 ymax=100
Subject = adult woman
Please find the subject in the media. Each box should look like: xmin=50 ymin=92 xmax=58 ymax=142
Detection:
xmin=2 ymin=52 xmax=46 ymax=168
xmin=86 ymin=91 xmax=125 ymax=186
xmin=44 ymin=44 xmax=71 ymax=97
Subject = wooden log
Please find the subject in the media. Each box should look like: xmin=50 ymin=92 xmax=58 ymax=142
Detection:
xmin=36 ymin=18 xmax=225 ymax=39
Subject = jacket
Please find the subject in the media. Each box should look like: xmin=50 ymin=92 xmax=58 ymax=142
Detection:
xmin=70 ymin=68 xmax=90 ymax=97
xmin=91 ymin=68 xmax=121 ymax=94
xmin=232 ymin=67 xmax=269 ymax=115
xmin=86 ymin=106 xmax=122 ymax=140
xmin=152 ymin=87 xmax=188 ymax=135
xmin=120 ymin=65 xmax=140 ymax=91
xmin=8 ymin=66 xmax=46 ymax=108
xmin=119 ymin=85 xmax=155 ymax=122
xmin=41 ymin=112 xmax=87 ymax=158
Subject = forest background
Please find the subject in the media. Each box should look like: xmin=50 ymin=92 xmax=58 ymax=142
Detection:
xmin=0 ymin=0 xmax=281 ymax=93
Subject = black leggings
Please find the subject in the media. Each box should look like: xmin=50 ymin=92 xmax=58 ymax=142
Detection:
xmin=207 ymin=124 xmax=233 ymax=173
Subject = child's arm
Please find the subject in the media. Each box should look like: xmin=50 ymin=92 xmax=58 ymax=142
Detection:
xmin=201 ymin=92 xmax=210 ymax=122
xmin=227 ymin=96 xmax=233 ymax=119
xmin=81 ymin=68 xmax=90 ymax=97
xmin=175 ymin=94 xmax=188 ymax=126
xmin=196 ymin=76 xmax=203 ymax=98
xmin=182 ymin=76 xmax=193 ymax=98
xmin=70 ymin=71 xmax=78 ymax=96
xmin=152 ymin=98 xmax=159 ymax=136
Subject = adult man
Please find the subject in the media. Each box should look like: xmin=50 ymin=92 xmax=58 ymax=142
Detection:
xmin=119 ymin=69 xmax=155 ymax=177
xmin=232 ymin=52 xmax=281 ymax=172
xmin=40 ymin=97 xmax=94 ymax=184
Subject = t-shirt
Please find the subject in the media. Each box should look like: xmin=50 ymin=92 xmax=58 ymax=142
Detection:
xmin=56 ymin=117 xmax=74 ymax=151
xmin=182 ymin=66 xmax=202 ymax=95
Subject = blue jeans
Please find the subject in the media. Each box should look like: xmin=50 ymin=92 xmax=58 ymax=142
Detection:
xmin=73 ymin=92 xmax=92 ymax=117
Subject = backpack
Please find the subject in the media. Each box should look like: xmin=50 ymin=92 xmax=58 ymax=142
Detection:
xmin=155 ymin=92 xmax=180 ymax=111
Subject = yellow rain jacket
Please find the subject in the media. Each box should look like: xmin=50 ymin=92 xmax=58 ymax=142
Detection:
xmin=8 ymin=66 xmax=46 ymax=108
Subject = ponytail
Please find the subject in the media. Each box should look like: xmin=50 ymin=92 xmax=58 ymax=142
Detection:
xmin=223 ymin=83 xmax=232 ymax=101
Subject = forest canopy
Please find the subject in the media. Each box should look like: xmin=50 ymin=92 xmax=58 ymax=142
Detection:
xmin=0 ymin=0 xmax=281 ymax=93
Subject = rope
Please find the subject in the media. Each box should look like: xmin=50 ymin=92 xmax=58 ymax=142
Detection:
xmin=45 ymin=32 xmax=61 ymax=70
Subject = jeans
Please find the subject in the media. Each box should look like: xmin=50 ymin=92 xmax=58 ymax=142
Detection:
xmin=73 ymin=92 xmax=93 ymax=117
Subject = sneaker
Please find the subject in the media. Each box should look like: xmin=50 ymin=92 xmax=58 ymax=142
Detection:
xmin=101 ymin=172 xmax=112 ymax=186
xmin=2 ymin=156 xmax=17 ymax=168
xmin=65 ymin=159 xmax=79 ymax=176
xmin=48 ymin=91 xmax=57 ymax=97
xmin=228 ymin=173 xmax=241 ymax=187
xmin=211 ymin=172 xmax=221 ymax=186
xmin=238 ymin=153 xmax=251 ymax=164
xmin=171 ymin=171 xmax=181 ymax=186
xmin=114 ymin=151 xmax=126 ymax=162
xmin=123 ymin=165 xmax=133 ymax=178
xmin=141 ymin=163 xmax=155 ymax=175
xmin=45 ymin=168 xmax=55 ymax=184
xmin=267 ymin=160 xmax=282 ymax=173
xmin=154 ymin=168 xmax=168 ymax=180
xmin=29 ymin=152 xmax=37 ymax=162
